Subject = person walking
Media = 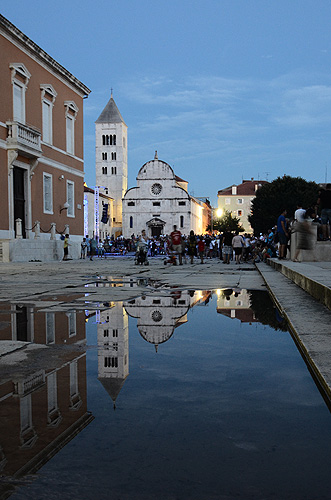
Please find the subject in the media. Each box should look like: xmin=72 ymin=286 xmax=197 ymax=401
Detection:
xmin=89 ymin=236 xmax=97 ymax=261
xmin=221 ymin=229 xmax=233 ymax=264
xmin=232 ymin=231 xmax=244 ymax=264
xmin=187 ymin=230 xmax=197 ymax=264
xmin=170 ymin=225 xmax=183 ymax=265
xmin=63 ymin=234 xmax=71 ymax=261
xmin=277 ymin=209 xmax=289 ymax=259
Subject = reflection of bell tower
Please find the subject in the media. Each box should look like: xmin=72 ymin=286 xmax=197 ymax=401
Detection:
xmin=97 ymin=303 xmax=129 ymax=408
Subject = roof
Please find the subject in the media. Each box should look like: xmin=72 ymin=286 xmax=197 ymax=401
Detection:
xmin=175 ymin=174 xmax=188 ymax=183
xmin=84 ymin=185 xmax=113 ymax=200
xmin=95 ymin=94 xmax=127 ymax=125
xmin=218 ymin=179 xmax=269 ymax=196
xmin=0 ymin=15 xmax=91 ymax=97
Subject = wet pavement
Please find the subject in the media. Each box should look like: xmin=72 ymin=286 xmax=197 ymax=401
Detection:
xmin=1 ymin=256 xmax=331 ymax=499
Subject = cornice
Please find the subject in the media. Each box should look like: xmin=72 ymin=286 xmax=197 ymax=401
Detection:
xmin=0 ymin=14 xmax=91 ymax=98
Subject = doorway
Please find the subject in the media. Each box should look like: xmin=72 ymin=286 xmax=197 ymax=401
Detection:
xmin=151 ymin=225 xmax=163 ymax=238
xmin=13 ymin=167 xmax=26 ymax=238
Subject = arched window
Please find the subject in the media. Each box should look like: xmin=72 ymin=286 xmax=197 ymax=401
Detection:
xmin=106 ymin=135 xmax=110 ymax=145
xmin=180 ymin=215 xmax=184 ymax=228
xmin=130 ymin=216 xmax=133 ymax=228
xmin=102 ymin=152 xmax=107 ymax=160
xmin=113 ymin=135 xmax=116 ymax=145
xmin=102 ymin=167 xmax=107 ymax=175
xmin=102 ymin=135 xmax=106 ymax=145
xmin=111 ymin=152 xmax=116 ymax=160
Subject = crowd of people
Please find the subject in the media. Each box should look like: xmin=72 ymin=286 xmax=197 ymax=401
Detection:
xmin=66 ymin=184 xmax=331 ymax=263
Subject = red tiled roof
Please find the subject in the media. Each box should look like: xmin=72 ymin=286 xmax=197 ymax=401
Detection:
xmin=218 ymin=180 xmax=268 ymax=196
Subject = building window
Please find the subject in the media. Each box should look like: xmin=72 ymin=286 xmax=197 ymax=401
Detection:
xmin=104 ymin=357 xmax=118 ymax=368
xmin=47 ymin=372 xmax=58 ymax=413
xmin=130 ymin=216 xmax=133 ymax=228
xmin=180 ymin=215 xmax=184 ymax=228
xmin=237 ymin=198 xmax=243 ymax=204
xmin=111 ymin=167 xmax=117 ymax=175
xmin=178 ymin=201 xmax=186 ymax=206
xmin=102 ymin=167 xmax=107 ymax=175
xmin=10 ymin=63 xmax=31 ymax=124
xmin=67 ymin=311 xmax=76 ymax=337
xmin=153 ymin=202 xmax=160 ymax=206
xmin=113 ymin=329 xmax=118 ymax=337
xmin=111 ymin=152 xmax=116 ymax=160
xmin=102 ymin=152 xmax=107 ymax=160
xmin=238 ymin=210 xmax=243 ymax=216
xmin=40 ymin=84 xmax=57 ymax=144
xmin=46 ymin=312 xmax=55 ymax=344
xmin=43 ymin=173 xmax=53 ymax=214
xmin=128 ymin=201 xmax=135 ymax=206
xmin=225 ymin=198 xmax=230 ymax=205
xmin=104 ymin=329 xmax=109 ymax=337
xmin=111 ymin=135 xmax=116 ymax=145
xmin=66 ymin=180 xmax=75 ymax=217
xmin=64 ymin=101 xmax=78 ymax=155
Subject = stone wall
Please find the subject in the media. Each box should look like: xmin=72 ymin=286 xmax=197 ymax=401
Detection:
xmin=0 ymin=239 xmax=81 ymax=262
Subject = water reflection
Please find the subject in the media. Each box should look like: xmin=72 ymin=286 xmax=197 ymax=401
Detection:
xmin=0 ymin=289 xmax=291 ymax=498
xmin=0 ymin=303 xmax=93 ymax=498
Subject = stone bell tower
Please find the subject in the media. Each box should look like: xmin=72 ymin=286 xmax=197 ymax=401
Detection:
xmin=95 ymin=91 xmax=127 ymax=235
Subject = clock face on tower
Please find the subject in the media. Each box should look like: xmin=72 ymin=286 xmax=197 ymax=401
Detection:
xmin=151 ymin=183 xmax=162 ymax=195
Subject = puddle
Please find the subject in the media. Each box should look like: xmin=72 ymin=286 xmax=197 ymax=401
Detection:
xmin=0 ymin=290 xmax=331 ymax=500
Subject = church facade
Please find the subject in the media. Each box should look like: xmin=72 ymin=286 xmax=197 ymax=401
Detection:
xmin=122 ymin=152 xmax=211 ymax=238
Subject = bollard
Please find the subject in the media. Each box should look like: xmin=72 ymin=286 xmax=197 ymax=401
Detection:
xmin=15 ymin=218 xmax=22 ymax=239
xmin=34 ymin=221 xmax=40 ymax=239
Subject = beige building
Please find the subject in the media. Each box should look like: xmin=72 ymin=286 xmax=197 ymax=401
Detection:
xmin=0 ymin=14 xmax=90 ymax=261
xmin=217 ymin=178 xmax=268 ymax=232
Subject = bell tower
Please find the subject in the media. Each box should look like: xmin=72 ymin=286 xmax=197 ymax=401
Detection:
xmin=95 ymin=91 xmax=127 ymax=235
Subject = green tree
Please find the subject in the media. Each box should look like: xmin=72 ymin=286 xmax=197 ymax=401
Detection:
xmin=208 ymin=210 xmax=244 ymax=233
xmin=248 ymin=175 xmax=319 ymax=234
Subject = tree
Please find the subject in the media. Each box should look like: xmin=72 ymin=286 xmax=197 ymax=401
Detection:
xmin=248 ymin=175 xmax=319 ymax=234
xmin=208 ymin=210 xmax=244 ymax=233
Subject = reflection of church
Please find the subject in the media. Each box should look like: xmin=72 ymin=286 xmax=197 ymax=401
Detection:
xmin=95 ymin=290 xmax=211 ymax=408
xmin=124 ymin=290 xmax=210 ymax=350
xmin=0 ymin=304 xmax=92 ymax=492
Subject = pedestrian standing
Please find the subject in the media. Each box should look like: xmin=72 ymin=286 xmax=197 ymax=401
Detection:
xmin=63 ymin=234 xmax=71 ymax=261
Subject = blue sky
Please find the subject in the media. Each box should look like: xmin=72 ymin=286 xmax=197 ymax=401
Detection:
xmin=2 ymin=0 xmax=331 ymax=205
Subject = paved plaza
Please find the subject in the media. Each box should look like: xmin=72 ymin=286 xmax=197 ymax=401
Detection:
xmin=1 ymin=255 xmax=331 ymax=406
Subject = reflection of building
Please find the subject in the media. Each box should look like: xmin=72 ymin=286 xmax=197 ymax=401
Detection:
xmin=0 ymin=306 xmax=92 ymax=494
xmin=0 ymin=15 xmax=90 ymax=261
xmin=217 ymin=179 xmax=268 ymax=232
xmin=216 ymin=288 xmax=258 ymax=324
xmin=124 ymin=290 xmax=211 ymax=350
xmin=122 ymin=152 xmax=211 ymax=238
xmin=97 ymin=303 xmax=129 ymax=408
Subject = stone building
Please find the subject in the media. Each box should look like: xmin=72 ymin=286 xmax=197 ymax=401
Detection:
xmin=95 ymin=92 xmax=127 ymax=237
xmin=0 ymin=14 xmax=90 ymax=261
xmin=217 ymin=178 xmax=268 ymax=232
xmin=122 ymin=152 xmax=211 ymax=238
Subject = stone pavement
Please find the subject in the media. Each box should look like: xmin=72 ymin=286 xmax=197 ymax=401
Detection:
xmin=257 ymin=259 xmax=331 ymax=406
xmin=1 ymin=255 xmax=331 ymax=406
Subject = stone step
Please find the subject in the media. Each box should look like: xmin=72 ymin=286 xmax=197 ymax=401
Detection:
xmin=266 ymin=258 xmax=331 ymax=311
